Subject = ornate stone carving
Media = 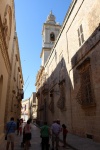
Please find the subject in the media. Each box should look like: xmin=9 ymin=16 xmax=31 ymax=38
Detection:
xmin=0 ymin=16 xmax=11 ymax=74
xmin=76 ymin=58 xmax=95 ymax=107
xmin=3 ymin=18 xmax=8 ymax=38
xmin=85 ymin=109 xmax=96 ymax=116
xmin=36 ymin=91 xmax=40 ymax=98
xmin=59 ymin=65 xmax=65 ymax=82
xmin=57 ymin=80 xmax=66 ymax=111
xmin=49 ymin=90 xmax=54 ymax=113
xmin=3 ymin=4 xmax=12 ymax=47
xmin=42 ymin=84 xmax=48 ymax=95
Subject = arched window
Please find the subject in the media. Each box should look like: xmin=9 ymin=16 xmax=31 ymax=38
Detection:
xmin=50 ymin=32 xmax=55 ymax=41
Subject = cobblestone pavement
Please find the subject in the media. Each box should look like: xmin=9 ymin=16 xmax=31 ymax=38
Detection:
xmin=1 ymin=124 xmax=74 ymax=150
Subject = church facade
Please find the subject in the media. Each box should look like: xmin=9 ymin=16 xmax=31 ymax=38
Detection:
xmin=35 ymin=0 xmax=100 ymax=142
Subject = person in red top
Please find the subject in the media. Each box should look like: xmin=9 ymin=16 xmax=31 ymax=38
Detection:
xmin=19 ymin=119 xmax=23 ymax=136
xmin=62 ymin=124 xmax=68 ymax=147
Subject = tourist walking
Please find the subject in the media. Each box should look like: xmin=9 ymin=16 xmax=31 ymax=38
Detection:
xmin=62 ymin=124 xmax=68 ymax=147
xmin=40 ymin=121 xmax=51 ymax=150
xmin=56 ymin=119 xmax=62 ymax=147
xmin=51 ymin=120 xmax=61 ymax=150
xmin=24 ymin=119 xmax=32 ymax=150
xmin=5 ymin=117 xmax=16 ymax=150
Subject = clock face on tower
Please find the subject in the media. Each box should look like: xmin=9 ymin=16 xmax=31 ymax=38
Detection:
xmin=50 ymin=32 xmax=55 ymax=41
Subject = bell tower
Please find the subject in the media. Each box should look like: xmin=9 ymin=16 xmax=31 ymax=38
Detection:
xmin=40 ymin=11 xmax=61 ymax=66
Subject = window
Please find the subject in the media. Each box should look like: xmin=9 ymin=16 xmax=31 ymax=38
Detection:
xmin=77 ymin=24 xmax=84 ymax=46
xmin=76 ymin=58 xmax=95 ymax=106
xmin=50 ymin=32 xmax=55 ymax=41
xmin=81 ymin=66 xmax=93 ymax=105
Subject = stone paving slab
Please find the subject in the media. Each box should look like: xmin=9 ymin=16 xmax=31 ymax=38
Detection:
xmin=0 ymin=124 xmax=74 ymax=150
xmin=66 ymin=133 xmax=100 ymax=150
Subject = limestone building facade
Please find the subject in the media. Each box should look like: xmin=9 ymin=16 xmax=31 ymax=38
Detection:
xmin=21 ymin=93 xmax=37 ymax=123
xmin=29 ymin=92 xmax=37 ymax=122
xmin=0 ymin=0 xmax=24 ymax=142
xmin=21 ymin=99 xmax=29 ymax=122
xmin=35 ymin=0 xmax=100 ymax=142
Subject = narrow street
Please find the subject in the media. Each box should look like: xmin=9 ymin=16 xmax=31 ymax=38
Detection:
xmin=1 ymin=124 xmax=75 ymax=150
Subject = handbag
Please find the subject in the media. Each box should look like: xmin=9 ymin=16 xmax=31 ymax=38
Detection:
xmin=5 ymin=135 xmax=7 ymax=140
xmin=5 ymin=122 xmax=13 ymax=140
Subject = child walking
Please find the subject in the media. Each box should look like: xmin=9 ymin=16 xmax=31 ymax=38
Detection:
xmin=62 ymin=124 xmax=68 ymax=147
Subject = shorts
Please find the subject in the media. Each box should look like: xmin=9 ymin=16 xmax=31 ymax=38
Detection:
xmin=7 ymin=133 xmax=15 ymax=142
xmin=52 ymin=133 xmax=59 ymax=142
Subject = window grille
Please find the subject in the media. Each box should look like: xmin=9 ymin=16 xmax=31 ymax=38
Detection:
xmin=76 ymin=58 xmax=95 ymax=106
xmin=80 ymin=66 xmax=93 ymax=105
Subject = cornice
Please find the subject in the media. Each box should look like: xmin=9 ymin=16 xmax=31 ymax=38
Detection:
xmin=40 ymin=47 xmax=51 ymax=58
xmin=0 ymin=16 xmax=11 ymax=74
xmin=35 ymin=66 xmax=44 ymax=85
xmin=14 ymin=33 xmax=24 ymax=85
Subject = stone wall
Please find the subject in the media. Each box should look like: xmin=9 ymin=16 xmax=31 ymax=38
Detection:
xmin=36 ymin=0 xmax=100 ymax=142
xmin=0 ymin=0 xmax=24 ymax=143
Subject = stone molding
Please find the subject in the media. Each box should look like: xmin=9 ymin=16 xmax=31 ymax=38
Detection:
xmin=35 ymin=66 xmax=44 ymax=86
xmin=57 ymin=79 xmax=66 ymax=111
xmin=3 ymin=4 xmax=12 ymax=48
xmin=0 ymin=16 xmax=11 ymax=74
xmin=49 ymin=92 xmax=54 ymax=113
xmin=42 ymin=84 xmax=48 ymax=95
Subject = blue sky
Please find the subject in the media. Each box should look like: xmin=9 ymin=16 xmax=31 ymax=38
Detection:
xmin=14 ymin=0 xmax=72 ymax=100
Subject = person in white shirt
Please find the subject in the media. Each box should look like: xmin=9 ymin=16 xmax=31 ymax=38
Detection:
xmin=51 ymin=120 xmax=61 ymax=150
